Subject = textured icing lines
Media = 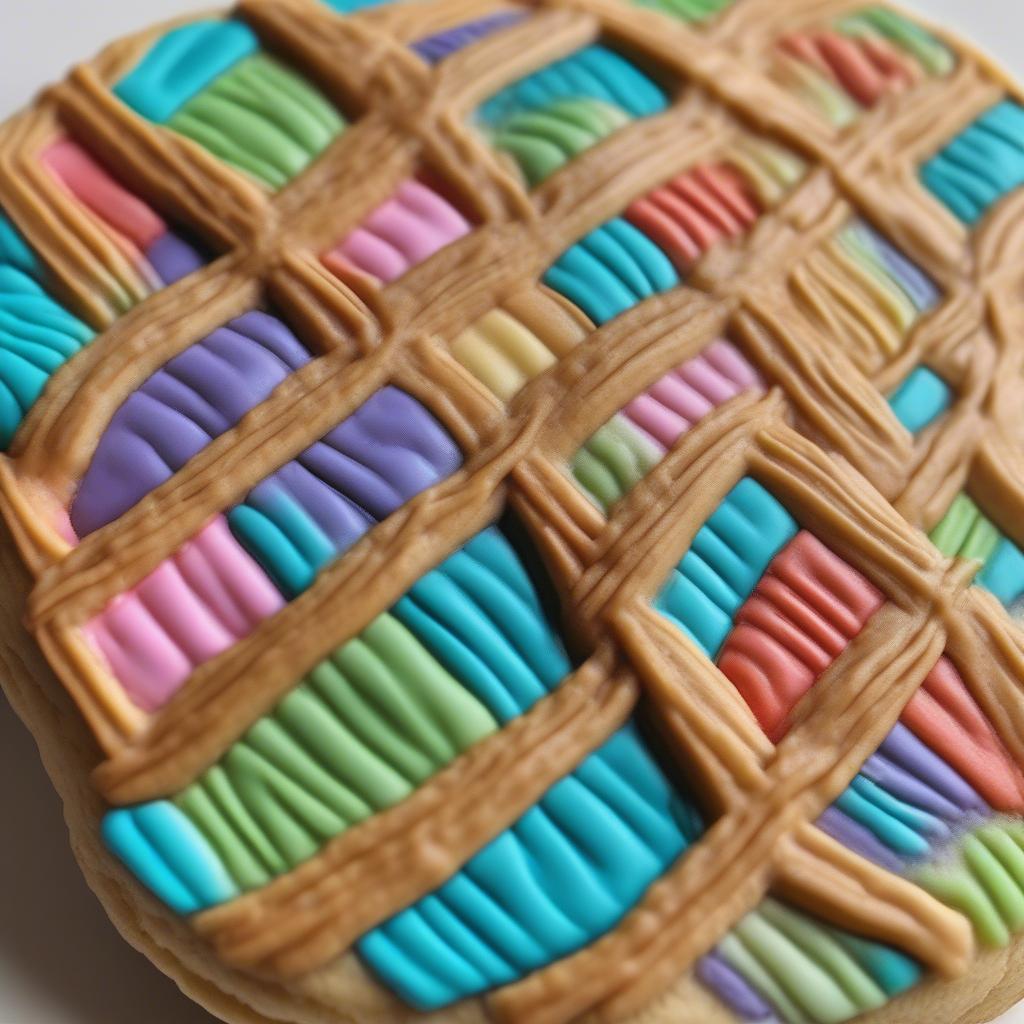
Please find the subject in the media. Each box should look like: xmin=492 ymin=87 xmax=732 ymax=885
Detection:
xmin=572 ymin=338 xmax=764 ymax=513
xmin=774 ymin=6 xmax=955 ymax=128
xmin=102 ymin=522 xmax=575 ymax=902
xmin=629 ymin=0 xmax=735 ymax=25
xmin=789 ymin=218 xmax=940 ymax=371
xmin=411 ymin=11 xmax=526 ymax=64
xmin=0 ymin=210 xmax=94 ymax=451
xmin=475 ymin=44 xmax=669 ymax=187
xmin=114 ymin=20 xmax=345 ymax=190
xmin=921 ymin=99 xmax=1024 ymax=225
xmin=83 ymin=381 xmax=462 ymax=709
xmin=358 ymin=719 xmax=704 ymax=1009
xmin=322 ymin=178 xmax=473 ymax=286
xmin=42 ymin=138 xmax=208 ymax=303
xmin=930 ymin=492 xmax=1024 ymax=614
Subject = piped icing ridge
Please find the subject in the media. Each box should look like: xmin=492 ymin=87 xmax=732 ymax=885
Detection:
xmin=322 ymin=178 xmax=472 ymax=285
xmin=114 ymin=21 xmax=345 ymax=190
xmin=42 ymin=139 xmax=207 ymax=297
xmin=921 ymin=99 xmax=1024 ymax=224
xmin=84 ymin=383 xmax=463 ymax=707
xmin=775 ymin=7 xmax=955 ymax=128
xmin=477 ymin=44 xmax=669 ymax=186
xmin=412 ymin=11 xmax=526 ymax=64
xmin=103 ymin=521 xmax=574 ymax=903
xmin=0 ymin=212 xmax=94 ymax=450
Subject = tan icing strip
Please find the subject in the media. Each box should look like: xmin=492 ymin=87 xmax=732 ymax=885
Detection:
xmin=0 ymin=0 xmax=1024 ymax=1018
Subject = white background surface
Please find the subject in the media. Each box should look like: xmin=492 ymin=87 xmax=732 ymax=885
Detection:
xmin=0 ymin=1 xmax=1023 ymax=1022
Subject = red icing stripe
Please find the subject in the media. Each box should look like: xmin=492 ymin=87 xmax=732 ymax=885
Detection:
xmin=42 ymin=138 xmax=168 ymax=251
xmin=902 ymin=657 xmax=1024 ymax=813
xmin=625 ymin=163 xmax=761 ymax=272
xmin=779 ymin=30 xmax=917 ymax=109
xmin=717 ymin=530 xmax=884 ymax=741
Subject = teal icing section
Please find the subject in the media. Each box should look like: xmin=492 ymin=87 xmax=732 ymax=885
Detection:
xmin=829 ymin=930 xmax=922 ymax=997
xmin=921 ymin=100 xmax=1024 ymax=224
xmin=0 ymin=228 xmax=95 ymax=450
xmin=114 ymin=21 xmax=259 ymax=123
xmin=543 ymin=217 xmax=680 ymax=325
xmin=103 ymin=803 xmax=239 ymax=914
xmin=833 ymin=776 xmax=943 ymax=860
xmin=357 ymin=720 xmax=703 ymax=1010
xmin=393 ymin=526 xmax=572 ymax=722
xmin=888 ymin=366 xmax=952 ymax=434
xmin=322 ymin=0 xmax=395 ymax=9
xmin=654 ymin=477 xmax=798 ymax=658
xmin=979 ymin=536 xmax=1024 ymax=608
xmin=479 ymin=44 xmax=669 ymax=125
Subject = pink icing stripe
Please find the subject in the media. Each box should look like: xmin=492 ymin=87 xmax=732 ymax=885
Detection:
xmin=84 ymin=516 xmax=284 ymax=711
xmin=323 ymin=179 xmax=471 ymax=285
xmin=622 ymin=339 xmax=763 ymax=450
xmin=42 ymin=138 xmax=168 ymax=251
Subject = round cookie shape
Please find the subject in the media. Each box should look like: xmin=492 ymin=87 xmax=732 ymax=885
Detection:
xmin=2 ymin=2 xmax=1024 ymax=1024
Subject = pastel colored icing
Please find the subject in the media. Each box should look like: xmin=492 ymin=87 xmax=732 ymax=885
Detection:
xmin=0 ymin=213 xmax=95 ymax=450
xmin=572 ymin=338 xmax=764 ymax=511
xmin=105 ymin=522 xmax=572 ymax=904
xmin=116 ymin=21 xmax=344 ymax=190
xmin=412 ymin=12 xmax=525 ymax=64
xmin=631 ymin=0 xmax=735 ymax=23
xmin=71 ymin=311 xmax=313 ymax=536
xmin=323 ymin=179 xmax=472 ymax=285
xmin=708 ymin=898 xmax=920 ymax=1024
xmin=777 ymin=7 xmax=954 ymax=128
xmin=922 ymin=100 xmax=1024 ymax=224
xmin=321 ymin=0 xmax=393 ymax=10
xmin=84 ymin=517 xmax=285 ymax=712
xmin=42 ymin=138 xmax=207 ymax=296
xmin=358 ymin=720 xmax=704 ymax=1009
xmin=796 ymin=219 xmax=939 ymax=365
xmin=717 ymin=529 xmax=884 ymax=741
xmin=543 ymin=217 xmax=679 ymax=325
xmin=479 ymin=45 xmax=668 ymax=185
xmin=930 ymin=493 xmax=1024 ymax=609
xmin=654 ymin=477 xmax=799 ymax=658
xmin=888 ymin=365 xmax=951 ymax=434
xmin=625 ymin=163 xmax=762 ymax=272
xmin=228 ymin=386 xmax=463 ymax=597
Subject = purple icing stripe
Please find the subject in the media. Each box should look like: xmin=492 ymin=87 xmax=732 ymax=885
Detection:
xmin=412 ymin=11 xmax=524 ymax=63
xmin=145 ymin=231 xmax=207 ymax=286
xmin=71 ymin=311 xmax=313 ymax=536
xmin=697 ymin=952 xmax=775 ymax=1021
xmin=817 ymin=805 xmax=906 ymax=872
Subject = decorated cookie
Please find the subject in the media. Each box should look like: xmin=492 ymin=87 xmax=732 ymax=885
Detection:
xmin=3 ymin=1 xmax=1024 ymax=1023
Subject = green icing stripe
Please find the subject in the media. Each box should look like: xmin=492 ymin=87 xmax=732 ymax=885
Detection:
xmin=571 ymin=414 xmax=663 ymax=512
xmin=115 ymin=21 xmax=259 ymax=123
xmin=631 ymin=0 xmax=734 ymax=24
xmin=917 ymin=821 xmax=1024 ymax=947
xmin=166 ymin=53 xmax=345 ymax=190
xmin=492 ymin=98 xmax=630 ymax=186
xmin=930 ymin=493 xmax=1024 ymax=607
xmin=836 ymin=7 xmax=955 ymax=77
xmin=718 ymin=899 xmax=919 ymax=1024
xmin=0 ymin=216 xmax=94 ymax=450
xmin=174 ymin=612 xmax=497 ymax=891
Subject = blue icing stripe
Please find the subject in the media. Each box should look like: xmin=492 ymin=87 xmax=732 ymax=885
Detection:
xmin=479 ymin=44 xmax=668 ymax=125
xmin=888 ymin=366 xmax=951 ymax=434
xmin=544 ymin=218 xmax=679 ymax=325
xmin=394 ymin=526 xmax=572 ymax=722
xmin=114 ymin=21 xmax=259 ymax=123
xmin=979 ymin=536 xmax=1024 ymax=607
xmin=322 ymin=0 xmax=395 ymax=9
xmin=358 ymin=720 xmax=702 ymax=1010
xmin=922 ymin=100 xmax=1024 ymax=224
xmin=654 ymin=477 xmax=798 ymax=658
xmin=829 ymin=930 xmax=922 ymax=997
xmin=0 ymin=225 xmax=94 ymax=450
xmin=103 ymin=803 xmax=239 ymax=914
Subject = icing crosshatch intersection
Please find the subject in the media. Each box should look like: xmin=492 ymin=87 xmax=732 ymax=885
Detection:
xmin=3 ymin=0 xmax=1024 ymax=1023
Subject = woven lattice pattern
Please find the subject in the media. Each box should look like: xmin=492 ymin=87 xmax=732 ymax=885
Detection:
xmin=3 ymin=0 xmax=1024 ymax=1022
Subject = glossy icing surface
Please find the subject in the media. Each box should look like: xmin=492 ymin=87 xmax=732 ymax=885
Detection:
xmin=4 ymin=2 xmax=1024 ymax=1024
